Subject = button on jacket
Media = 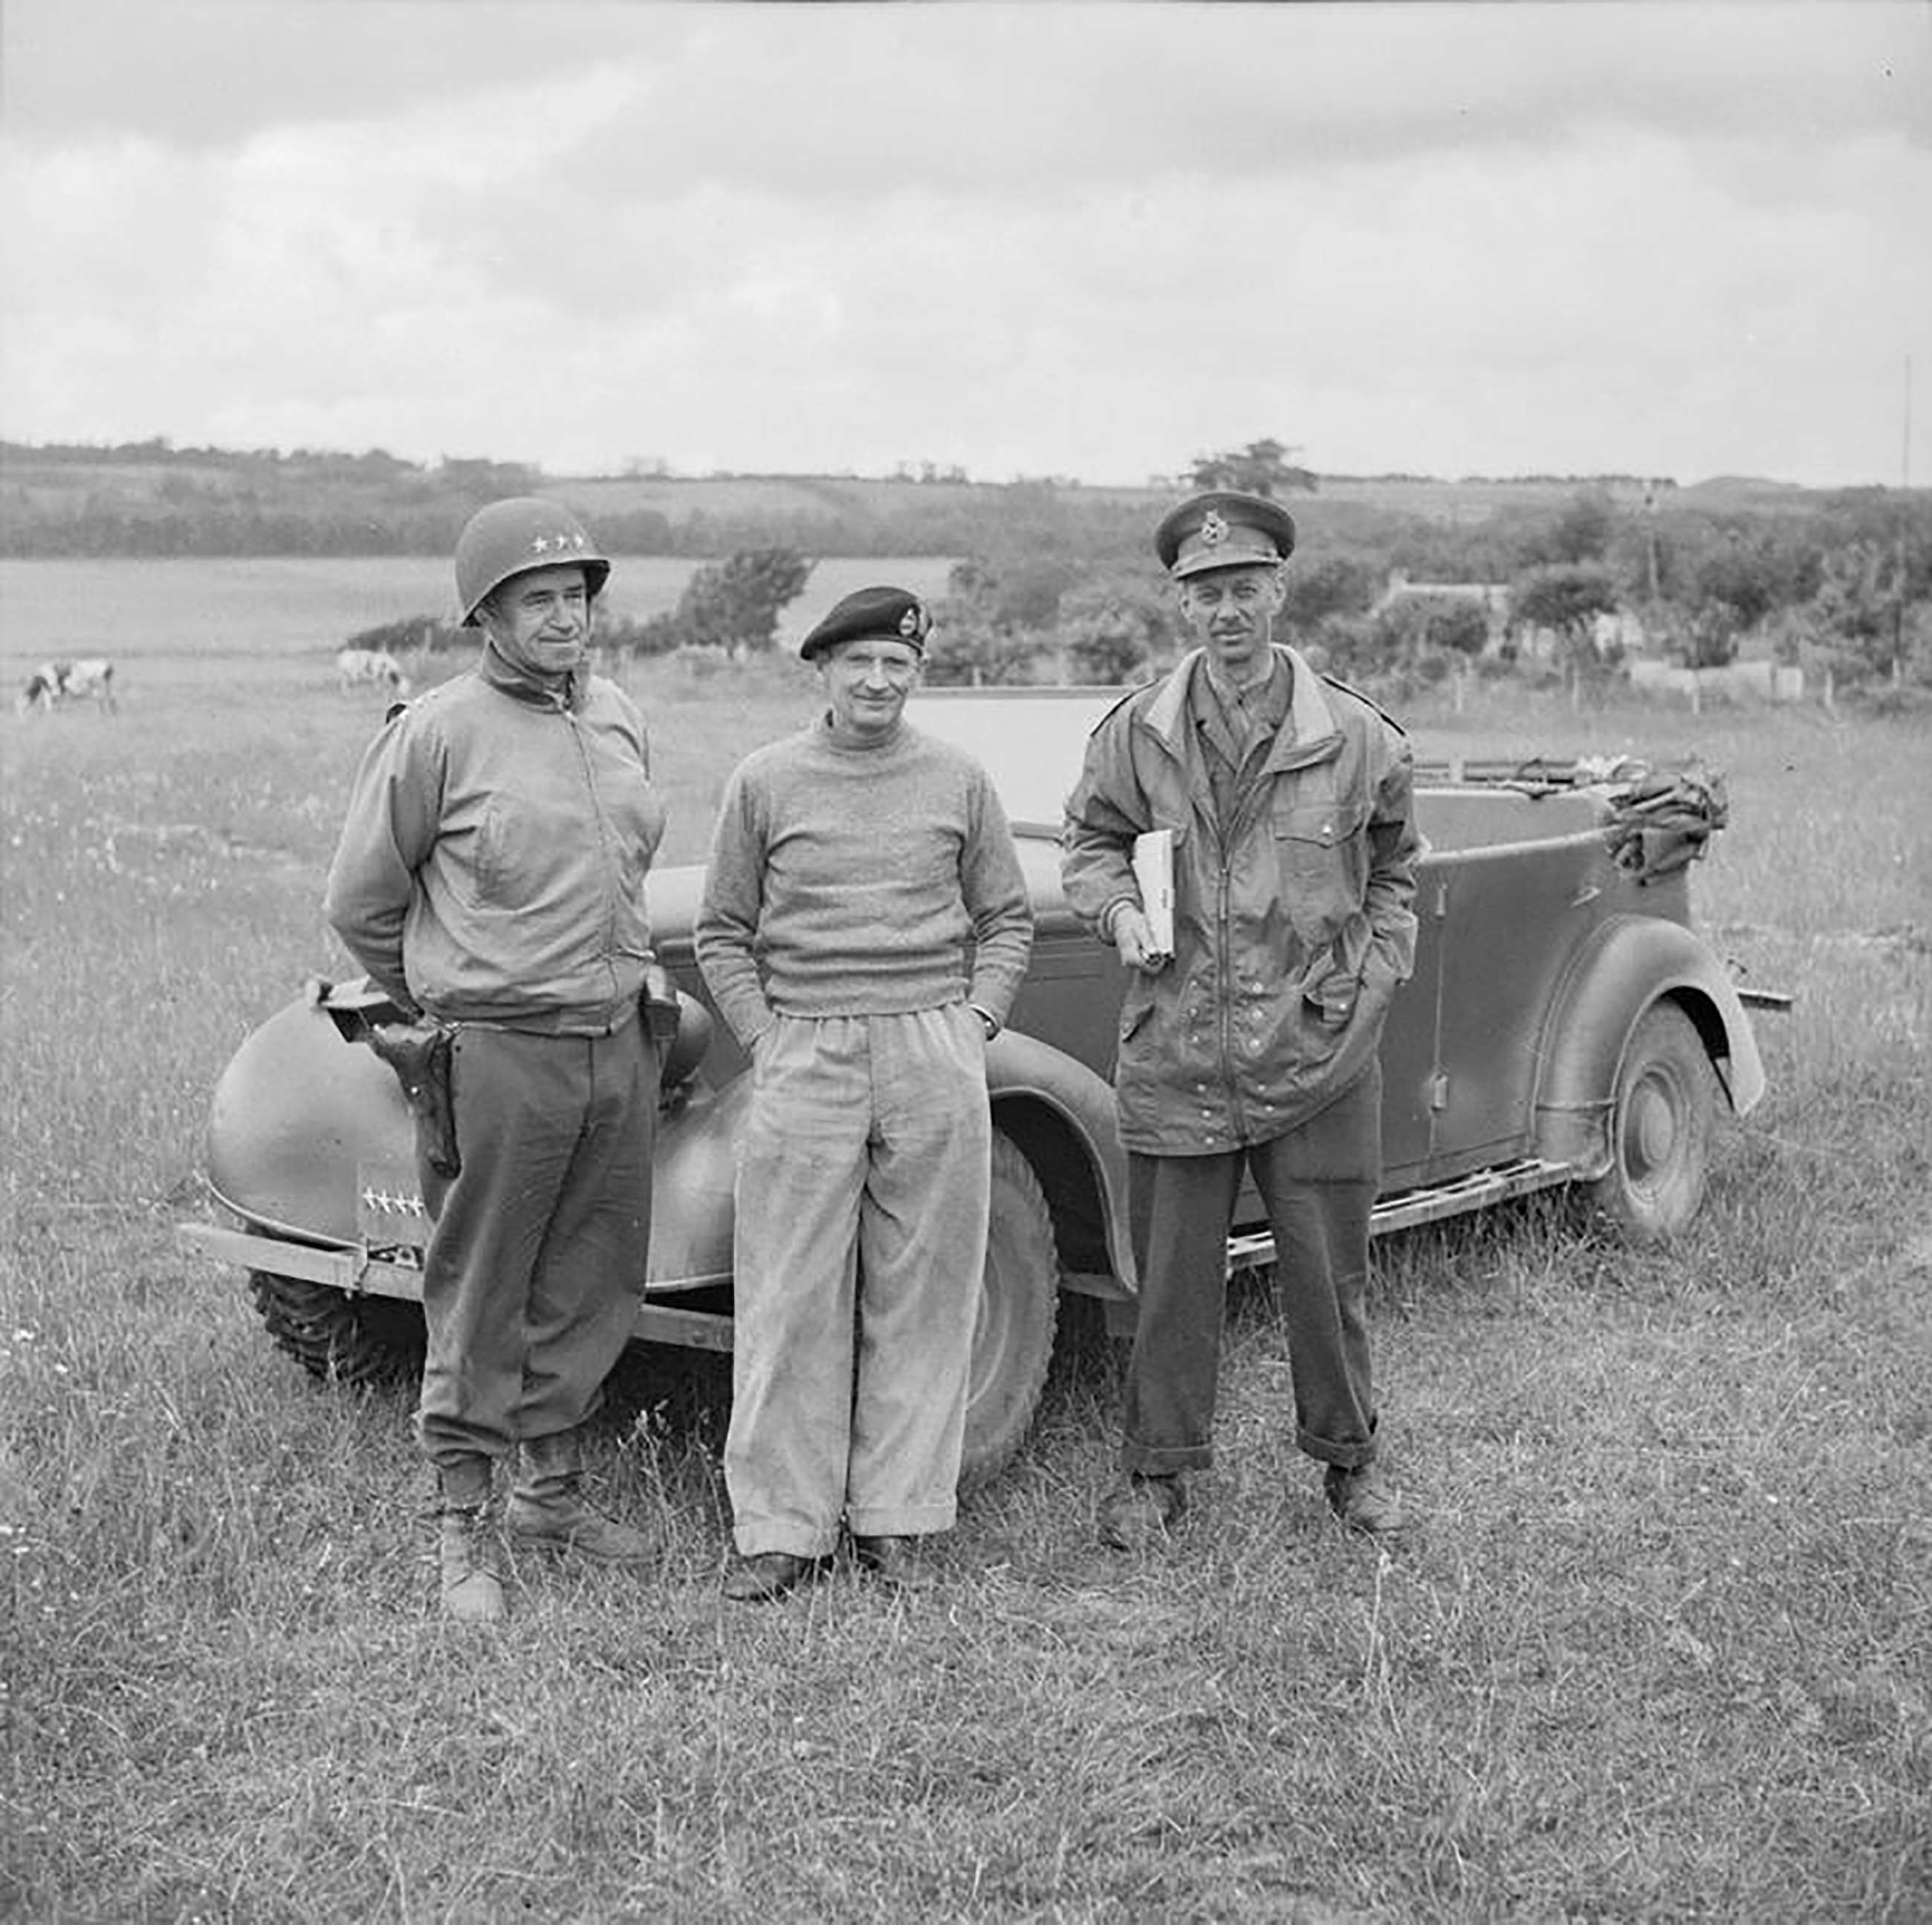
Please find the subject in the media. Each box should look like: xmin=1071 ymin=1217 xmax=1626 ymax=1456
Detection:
xmin=1062 ymin=644 xmax=1421 ymax=1156
xmin=325 ymin=648 xmax=666 ymax=1034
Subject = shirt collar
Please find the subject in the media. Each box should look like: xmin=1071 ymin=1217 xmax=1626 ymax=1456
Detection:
xmin=480 ymin=638 xmax=584 ymax=710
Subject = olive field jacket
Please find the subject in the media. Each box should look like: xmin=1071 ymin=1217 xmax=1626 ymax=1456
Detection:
xmin=325 ymin=649 xmax=667 ymax=1035
xmin=1061 ymin=645 xmax=1421 ymax=1155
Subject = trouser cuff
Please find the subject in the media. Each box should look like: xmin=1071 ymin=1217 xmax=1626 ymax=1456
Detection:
xmin=1297 ymin=1421 xmax=1377 ymax=1470
xmin=733 ymin=1524 xmax=842 ymax=1560
xmin=846 ymin=1502 xmax=956 ymax=1537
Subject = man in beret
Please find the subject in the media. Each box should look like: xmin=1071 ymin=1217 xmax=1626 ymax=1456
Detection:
xmin=695 ymin=586 xmax=1034 ymax=1601
xmin=1062 ymin=491 xmax=1422 ymax=1547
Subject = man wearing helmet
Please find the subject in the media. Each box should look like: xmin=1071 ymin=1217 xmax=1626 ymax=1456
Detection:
xmin=1062 ymin=491 xmax=1422 ymax=1550
xmin=694 ymin=587 xmax=1033 ymax=1602
xmin=325 ymin=497 xmax=666 ymax=1623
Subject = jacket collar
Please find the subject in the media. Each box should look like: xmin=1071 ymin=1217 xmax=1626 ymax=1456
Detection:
xmin=1141 ymin=645 xmax=1341 ymax=769
xmin=479 ymin=638 xmax=586 ymax=711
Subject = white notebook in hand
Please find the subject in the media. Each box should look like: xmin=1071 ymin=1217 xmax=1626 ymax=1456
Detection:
xmin=1130 ymin=829 xmax=1176 ymax=958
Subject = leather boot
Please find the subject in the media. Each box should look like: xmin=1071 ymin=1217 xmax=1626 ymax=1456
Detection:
xmin=507 ymin=1429 xmax=659 ymax=1566
xmin=1098 ymin=1473 xmax=1188 ymax=1551
xmin=436 ymin=1458 xmax=505 ymax=1625
xmin=1324 ymin=1461 xmax=1414 ymax=1536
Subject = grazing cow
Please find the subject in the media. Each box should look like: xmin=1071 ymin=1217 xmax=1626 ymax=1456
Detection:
xmin=18 ymin=658 xmax=115 ymax=714
xmin=335 ymin=647 xmax=412 ymax=697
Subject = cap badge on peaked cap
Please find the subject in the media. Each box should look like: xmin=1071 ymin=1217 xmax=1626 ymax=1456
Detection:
xmin=1155 ymin=489 xmax=1297 ymax=579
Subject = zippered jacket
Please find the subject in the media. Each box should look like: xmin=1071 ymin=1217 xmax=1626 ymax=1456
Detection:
xmin=1062 ymin=644 xmax=1420 ymax=1155
xmin=325 ymin=648 xmax=666 ymax=1034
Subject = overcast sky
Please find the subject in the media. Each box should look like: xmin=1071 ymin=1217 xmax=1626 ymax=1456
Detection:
xmin=3 ymin=1 xmax=1928 ymax=488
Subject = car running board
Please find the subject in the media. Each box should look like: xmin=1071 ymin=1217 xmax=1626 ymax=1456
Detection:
xmin=1226 ymin=1155 xmax=1577 ymax=1271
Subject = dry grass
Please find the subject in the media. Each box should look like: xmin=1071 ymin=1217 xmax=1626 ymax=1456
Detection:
xmin=2 ymin=570 xmax=1928 ymax=1922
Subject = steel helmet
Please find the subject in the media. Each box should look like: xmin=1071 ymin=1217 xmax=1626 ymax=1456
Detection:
xmin=453 ymin=497 xmax=612 ymax=627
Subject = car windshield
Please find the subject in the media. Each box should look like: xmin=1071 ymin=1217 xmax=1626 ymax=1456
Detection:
xmin=913 ymin=688 xmax=1129 ymax=831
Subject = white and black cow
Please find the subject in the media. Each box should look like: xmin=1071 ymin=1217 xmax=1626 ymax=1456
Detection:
xmin=335 ymin=647 xmax=412 ymax=697
xmin=18 ymin=658 xmax=116 ymax=714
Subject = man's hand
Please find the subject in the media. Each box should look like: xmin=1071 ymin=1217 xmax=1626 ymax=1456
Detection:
xmin=1112 ymin=904 xmax=1171 ymax=975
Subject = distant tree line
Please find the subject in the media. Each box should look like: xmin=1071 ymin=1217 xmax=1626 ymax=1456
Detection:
xmin=8 ymin=438 xmax=1928 ymax=698
xmin=922 ymin=481 xmax=1932 ymax=700
xmin=1 ymin=440 xmax=1144 ymax=563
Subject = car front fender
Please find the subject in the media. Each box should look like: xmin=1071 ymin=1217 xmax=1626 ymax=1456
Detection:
xmin=206 ymin=994 xmax=413 ymax=1241
xmin=985 ymin=1027 xmax=1137 ymax=1294
xmin=644 ymin=1074 xmax=750 ymax=1290
xmin=1533 ymin=913 xmax=1766 ymax=1177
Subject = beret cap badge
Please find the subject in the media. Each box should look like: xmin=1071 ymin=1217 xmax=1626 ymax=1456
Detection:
xmin=800 ymin=585 xmax=933 ymax=660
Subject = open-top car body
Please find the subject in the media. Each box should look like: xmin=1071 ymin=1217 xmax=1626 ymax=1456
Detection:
xmin=178 ymin=688 xmax=1770 ymax=1479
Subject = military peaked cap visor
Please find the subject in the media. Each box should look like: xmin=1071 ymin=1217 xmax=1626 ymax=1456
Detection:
xmin=1155 ymin=490 xmax=1297 ymax=578
xmin=800 ymin=585 xmax=934 ymax=660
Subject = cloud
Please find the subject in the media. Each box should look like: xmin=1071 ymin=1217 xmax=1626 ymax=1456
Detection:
xmin=3 ymin=1 xmax=1928 ymax=484
xmin=13 ymin=1 xmax=1922 ymax=167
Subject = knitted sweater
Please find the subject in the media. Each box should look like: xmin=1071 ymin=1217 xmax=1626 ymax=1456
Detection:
xmin=693 ymin=716 xmax=1033 ymax=1046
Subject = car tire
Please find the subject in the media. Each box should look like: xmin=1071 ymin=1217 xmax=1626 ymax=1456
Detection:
xmin=1587 ymin=1002 xmax=1715 ymax=1245
xmin=249 ymin=1269 xmax=425 ymax=1386
xmin=250 ymin=1266 xmax=704 ymax=1437
xmin=959 ymin=1132 xmax=1061 ymax=1487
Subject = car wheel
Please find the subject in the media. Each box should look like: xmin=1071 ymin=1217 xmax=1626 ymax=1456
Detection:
xmin=249 ymin=1269 xmax=425 ymax=1386
xmin=959 ymin=1133 xmax=1061 ymax=1486
xmin=1588 ymin=1002 xmax=1715 ymax=1245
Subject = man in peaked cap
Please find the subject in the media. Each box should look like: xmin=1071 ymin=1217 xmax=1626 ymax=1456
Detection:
xmin=1062 ymin=491 xmax=1423 ymax=1548
xmin=696 ymin=587 xmax=1033 ymax=1601
xmin=326 ymin=498 xmax=668 ymax=1623
xmin=1155 ymin=488 xmax=1302 ymax=580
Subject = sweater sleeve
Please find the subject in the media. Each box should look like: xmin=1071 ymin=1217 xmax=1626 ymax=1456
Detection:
xmin=322 ymin=711 xmax=442 ymax=1012
xmin=693 ymin=763 xmax=774 ymax=1048
xmin=961 ymin=769 xmax=1034 ymax=1025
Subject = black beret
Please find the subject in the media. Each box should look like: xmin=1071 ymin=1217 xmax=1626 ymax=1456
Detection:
xmin=1155 ymin=490 xmax=1297 ymax=578
xmin=799 ymin=586 xmax=934 ymax=661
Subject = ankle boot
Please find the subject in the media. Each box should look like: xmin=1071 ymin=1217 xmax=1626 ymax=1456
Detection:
xmin=507 ymin=1429 xmax=658 ymax=1566
xmin=435 ymin=1458 xmax=505 ymax=1624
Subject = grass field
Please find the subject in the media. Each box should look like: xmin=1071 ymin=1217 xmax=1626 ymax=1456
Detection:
xmin=2 ymin=562 xmax=1928 ymax=1922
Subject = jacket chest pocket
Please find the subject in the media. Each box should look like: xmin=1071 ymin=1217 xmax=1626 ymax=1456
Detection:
xmin=1274 ymin=802 xmax=1355 ymax=880
xmin=473 ymin=795 xmax=557 ymax=905
xmin=472 ymin=765 xmax=592 ymax=907
xmin=1271 ymin=799 xmax=1364 ymax=942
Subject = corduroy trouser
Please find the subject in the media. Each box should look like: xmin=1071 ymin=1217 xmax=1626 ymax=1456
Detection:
xmin=1121 ymin=1064 xmax=1381 ymax=1477
xmin=726 ymin=1006 xmax=991 ymax=1558
xmin=416 ymin=1020 xmax=655 ymax=1469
